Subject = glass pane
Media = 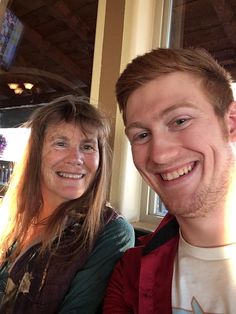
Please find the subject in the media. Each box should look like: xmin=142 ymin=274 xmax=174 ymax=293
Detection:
xmin=170 ymin=0 xmax=236 ymax=77
xmin=152 ymin=0 xmax=236 ymax=217
xmin=148 ymin=189 xmax=167 ymax=217
xmin=154 ymin=194 xmax=168 ymax=217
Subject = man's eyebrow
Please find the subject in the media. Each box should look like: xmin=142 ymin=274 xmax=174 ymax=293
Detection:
xmin=125 ymin=122 xmax=146 ymax=133
xmin=159 ymin=102 xmax=198 ymax=118
xmin=125 ymin=102 xmax=198 ymax=132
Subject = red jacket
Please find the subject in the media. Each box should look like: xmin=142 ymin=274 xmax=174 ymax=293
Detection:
xmin=103 ymin=214 xmax=179 ymax=314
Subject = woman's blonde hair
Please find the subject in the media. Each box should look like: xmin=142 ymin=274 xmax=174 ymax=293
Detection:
xmin=0 ymin=95 xmax=112 ymax=261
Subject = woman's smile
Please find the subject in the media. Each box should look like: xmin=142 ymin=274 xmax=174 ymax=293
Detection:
xmin=41 ymin=121 xmax=100 ymax=208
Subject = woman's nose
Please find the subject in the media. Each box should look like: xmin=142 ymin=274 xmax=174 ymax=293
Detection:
xmin=66 ymin=147 xmax=84 ymax=165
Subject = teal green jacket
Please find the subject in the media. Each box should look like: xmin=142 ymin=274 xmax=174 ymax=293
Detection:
xmin=0 ymin=216 xmax=134 ymax=313
xmin=59 ymin=217 xmax=134 ymax=313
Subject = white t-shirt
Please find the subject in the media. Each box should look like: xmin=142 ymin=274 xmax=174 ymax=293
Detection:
xmin=172 ymin=232 xmax=236 ymax=314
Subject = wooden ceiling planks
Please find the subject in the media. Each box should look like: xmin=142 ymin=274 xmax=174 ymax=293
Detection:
xmin=1 ymin=0 xmax=236 ymax=109
xmin=0 ymin=0 xmax=98 ymax=108
xmin=182 ymin=0 xmax=236 ymax=75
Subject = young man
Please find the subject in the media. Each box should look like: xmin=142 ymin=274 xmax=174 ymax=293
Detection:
xmin=103 ymin=48 xmax=236 ymax=313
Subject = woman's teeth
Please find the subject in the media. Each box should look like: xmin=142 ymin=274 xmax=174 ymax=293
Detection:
xmin=57 ymin=172 xmax=84 ymax=179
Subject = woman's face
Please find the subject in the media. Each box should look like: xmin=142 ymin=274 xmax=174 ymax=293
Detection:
xmin=41 ymin=121 xmax=100 ymax=210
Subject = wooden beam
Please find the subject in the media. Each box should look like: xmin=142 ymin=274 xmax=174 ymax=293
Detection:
xmin=213 ymin=49 xmax=236 ymax=70
xmin=46 ymin=0 xmax=92 ymax=46
xmin=0 ymin=91 xmax=78 ymax=109
xmin=0 ymin=66 xmax=85 ymax=93
xmin=209 ymin=0 xmax=236 ymax=47
xmin=0 ymin=0 xmax=9 ymax=30
xmin=23 ymin=23 xmax=88 ymax=84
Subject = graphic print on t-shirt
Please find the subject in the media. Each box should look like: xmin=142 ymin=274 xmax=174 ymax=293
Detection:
xmin=173 ymin=297 xmax=206 ymax=314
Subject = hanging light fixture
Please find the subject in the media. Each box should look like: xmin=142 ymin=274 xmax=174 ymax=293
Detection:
xmin=23 ymin=82 xmax=34 ymax=90
xmin=7 ymin=82 xmax=34 ymax=94
xmin=14 ymin=87 xmax=24 ymax=94
xmin=8 ymin=83 xmax=19 ymax=90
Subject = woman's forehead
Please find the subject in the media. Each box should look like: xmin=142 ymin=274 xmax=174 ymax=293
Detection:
xmin=45 ymin=120 xmax=99 ymax=138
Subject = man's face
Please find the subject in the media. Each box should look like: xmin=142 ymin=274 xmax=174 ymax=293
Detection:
xmin=125 ymin=72 xmax=235 ymax=217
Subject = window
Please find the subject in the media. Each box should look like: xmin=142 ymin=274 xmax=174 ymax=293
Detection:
xmin=141 ymin=0 xmax=236 ymax=223
xmin=151 ymin=191 xmax=168 ymax=217
xmin=140 ymin=183 xmax=167 ymax=224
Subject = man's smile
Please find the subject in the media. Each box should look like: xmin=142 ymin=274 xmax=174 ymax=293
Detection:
xmin=160 ymin=162 xmax=196 ymax=181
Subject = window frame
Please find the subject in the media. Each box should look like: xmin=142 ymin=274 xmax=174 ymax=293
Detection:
xmin=139 ymin=0 xmax=173 ymax=224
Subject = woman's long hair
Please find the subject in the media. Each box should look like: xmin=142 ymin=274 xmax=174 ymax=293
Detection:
xmin=0 ymin=95 xmax=112 ymax=261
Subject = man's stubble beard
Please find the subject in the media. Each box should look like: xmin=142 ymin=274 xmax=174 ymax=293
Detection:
xmin=163 ymin=156 xmax=234 ymax=219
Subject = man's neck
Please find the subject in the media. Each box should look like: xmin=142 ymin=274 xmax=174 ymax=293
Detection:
xmin=176 ymin=204 xmax=236 ymax=247
xmin=176 ymin=166 xmax=236 ymax=247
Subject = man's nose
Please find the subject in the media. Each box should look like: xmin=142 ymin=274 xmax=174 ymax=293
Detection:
xmin=148 ymin=136 xmax=179 ymax=165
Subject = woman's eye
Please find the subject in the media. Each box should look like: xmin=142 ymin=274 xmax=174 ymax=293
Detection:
xmin=84 ymin=145 xmax=93 ymax=150
xmin=55 ymin=141 xmax=67 ymax=147
xmin=81 ymin=144 xmax=96 ymax=152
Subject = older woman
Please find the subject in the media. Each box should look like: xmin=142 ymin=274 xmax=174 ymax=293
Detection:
xmin=0 ymin=95 xmax=134 ymax=313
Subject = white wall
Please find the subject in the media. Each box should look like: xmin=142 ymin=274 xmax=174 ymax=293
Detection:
xmin=91 ymin=0 xmax=167 ymax=222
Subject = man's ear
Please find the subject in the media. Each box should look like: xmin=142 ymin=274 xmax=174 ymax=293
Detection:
xmin=226 ymin=101 xmax=236 ymax=141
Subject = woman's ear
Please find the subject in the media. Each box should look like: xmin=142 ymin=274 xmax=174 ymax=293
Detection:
xmin=226 ymin=101 xmax=236 ymax=141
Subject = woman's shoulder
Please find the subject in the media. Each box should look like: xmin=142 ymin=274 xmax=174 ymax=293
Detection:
xmin=105 ymin=215 xmax=134 ymax=235
xmin=97 ymin=209 xmax=135 ymax=253
xmin=103 ymin=204 xmax=133 ymax=231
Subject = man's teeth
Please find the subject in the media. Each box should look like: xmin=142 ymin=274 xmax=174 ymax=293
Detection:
xmin=57 ymin=172 xmax=84 ymax=179
xmin=161 ymin=164 xmax=193 ymax=181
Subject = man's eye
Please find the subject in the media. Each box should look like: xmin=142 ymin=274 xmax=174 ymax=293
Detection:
xmin=131 ymin=131 xmax=150 ymax=144
xmin=170 ymin=117 xmax=192 ymax=130
xmin=175 ymin=118 xmax=187 ymax=125
xmin=137 ymin=132 xmax=148 ymax=139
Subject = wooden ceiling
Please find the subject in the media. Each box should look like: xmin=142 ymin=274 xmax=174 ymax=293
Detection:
xmin=179 ymin=0 xmax=236 ymax=78
xmin=0 ymin=0 xmax=236 ymax=110
xmin=0 ymin=0 xmax=98 ymax=109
